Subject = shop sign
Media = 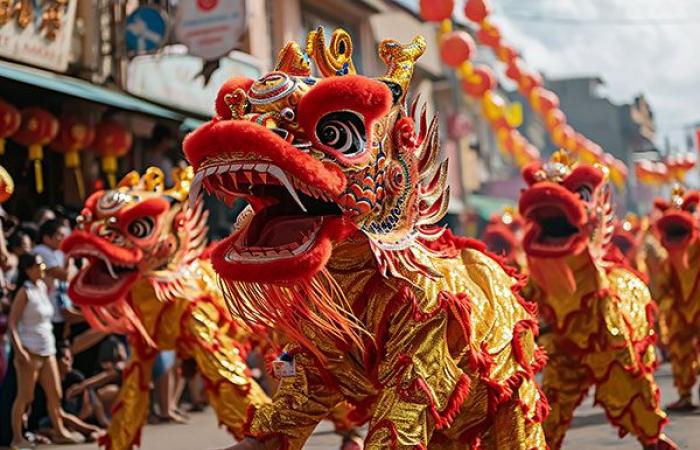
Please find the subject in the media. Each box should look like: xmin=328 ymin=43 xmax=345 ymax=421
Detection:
xmin=175 ymin=0 xmax=245 ymax=60
xmin=0 ymin=0 xmax=77 ymax=72
xmin=125 ymin=6 xmax=169 ymax=55
xmin=126 ymin=48 xmax=262 ymax=116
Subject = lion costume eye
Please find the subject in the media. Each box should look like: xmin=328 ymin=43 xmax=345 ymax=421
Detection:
xmin=316 ymin=111 xmax=366 ymax=157
xmin=127 ymin=217 xmax=155 ymax=239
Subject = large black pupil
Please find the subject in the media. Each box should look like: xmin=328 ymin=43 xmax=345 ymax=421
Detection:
xmin=322 ymin=127 xmax=337 ymax=143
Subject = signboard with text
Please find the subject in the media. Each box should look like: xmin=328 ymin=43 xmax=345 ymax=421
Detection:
xmin=175 ymin=0 xmax=245 ymax=60
xmin=0 ymin=0 xmax=77 ymax=72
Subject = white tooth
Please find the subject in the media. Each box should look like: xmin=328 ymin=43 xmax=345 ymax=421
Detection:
xmin=267 ymin=166 xmax=307 ymax=212
xmin=254 ymin=163 xmax=269 ymax=172
xmin=230 ymin=163 xmax=242 ymax=171
xmin=188 ymin=171 xmax=204 ymax=210
xmin=205 ymin=166 xmax=217 ymax=176
xmin=217 ymin=164 xmax=230 ymax=174
xmin=242 ymin=163 xmax=255 ymax=170
xmin=102 ymin=256 xmax=118 ymax=280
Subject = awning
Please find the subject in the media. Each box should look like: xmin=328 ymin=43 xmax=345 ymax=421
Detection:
xmin=467 ymin=194 xmax=515 ymax=220
xmin=0 ymin=59 xmax=205 ymax=123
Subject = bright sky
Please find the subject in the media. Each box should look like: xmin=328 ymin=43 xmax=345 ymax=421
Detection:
xmin=456 ymin=0 xmax=700 ymax=153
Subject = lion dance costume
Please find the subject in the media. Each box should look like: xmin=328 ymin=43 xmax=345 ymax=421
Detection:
xmin=61 ymin=167 xmax=268 ymax=449
xmin=654 ymin=185 xmax=700 ymax=410
xmin=519 ymin=151 xmax=675 ymax=449
xmin=182 ymin=28 xmax=548 ymax=449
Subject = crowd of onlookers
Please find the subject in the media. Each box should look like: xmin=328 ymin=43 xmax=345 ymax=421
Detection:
xmin=0 ymin=206 xmax=208 ymax=450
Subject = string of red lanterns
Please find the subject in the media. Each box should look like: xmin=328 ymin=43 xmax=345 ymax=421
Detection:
xmin=636 ymin=155 xmax=695 ymax=186
xmin=460 ymin=0 xmax=628 ymax=189
xmin=431 ymin=14 xmax=539 ymax=168
xmin=0 ymin=97 xmax=133 ymax=195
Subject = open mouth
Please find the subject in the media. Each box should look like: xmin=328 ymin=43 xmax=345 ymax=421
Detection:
xmin=523 ymin=204 xmax=582 ymax=256
xmin=657 ymin=214 xmax=694 ymax=249
xmin=66 ymin=245 xmax=139 ymax=303
xmin=191 ymin=157 xmax=344 ymax=265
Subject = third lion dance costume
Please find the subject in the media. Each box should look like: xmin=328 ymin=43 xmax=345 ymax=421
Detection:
xmin=654 ymin=185 xmax=700 ymax=410
xmin=519 ymin=151 xmax=676 ymax=449
xmin=61 ymin=167 xmax=268 ymax=449
xmin=183 ymin=28 xmax=548 ymax=449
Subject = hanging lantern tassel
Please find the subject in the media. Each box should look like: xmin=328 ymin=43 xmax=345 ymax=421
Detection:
xmin=65 ymin=149 xmax=85 ymax=199
xmin=102 ymin=154 xmax=117 ymax=188
xmin=28 ymin=144 xmax=44 ymax=193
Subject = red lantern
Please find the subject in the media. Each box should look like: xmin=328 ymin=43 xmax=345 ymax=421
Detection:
xmin=495 ymin=45 xmax=518 ymax=64
xmin=0 ymin=99 xmax=20 ymax=155
xmin=517 ymin=73 xmax=542 ymax=96
xmin=0 ymin=165 xmax=14 ymax=203
xmin=545 ymin=108 xmax=566 ymax=132
xmin=505 ymin=59 xmax=524 ymax=80
xmin=464 ymin=0 xmax=490 ymax=23
xmin=530 ymin=88 xmax=559 ymax=114
xmin=461 ymin=66 xmax=495 ymax=98
xmin=50 ymin=116 xmax=95 ymax=200
xmin=439 ymin=31 xmax=475 ymax=68
xmin=476 ymin=21 xmax=501 ymax=47
xmin=419 ymin=0 xmax=454 ymax=22
xmin=93 ymin=120 xmax=132 ymax=188
xmin=12 ymin=107 xmax=58 ymax=194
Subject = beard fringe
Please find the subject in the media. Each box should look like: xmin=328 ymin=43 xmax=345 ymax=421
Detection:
xmin=218 ymin=268 xmax=368 ymax=361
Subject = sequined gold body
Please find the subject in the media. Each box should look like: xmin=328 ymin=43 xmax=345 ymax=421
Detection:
xmin=520 ymin=153 xmax=669 ymax=448
xmin=245 ymin=239 xmax=547 ymax=449
xmin=661 ymin=240 xmax=700 ymax=398
xmin=64 ymin=169 xmax=268 ymax=450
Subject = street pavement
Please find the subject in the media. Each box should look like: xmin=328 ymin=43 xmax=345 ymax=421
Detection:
xmin=7 ymin=362 xmax=699 ymax=449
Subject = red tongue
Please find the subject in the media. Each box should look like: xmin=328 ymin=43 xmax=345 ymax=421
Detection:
xmin=254 ymin=216 xmax=317 ymax=247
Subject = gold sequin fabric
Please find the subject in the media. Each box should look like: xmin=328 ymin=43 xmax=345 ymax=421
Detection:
xmin=530 ymin=252 xmax=668 ymax=448
xmin=247 ymin=239 xmax=547 ymax=449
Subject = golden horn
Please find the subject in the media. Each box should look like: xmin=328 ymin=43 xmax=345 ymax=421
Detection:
xmin=306 ymin=27 xmax=356 ymax=78
xmin=142 ymin=167 xmax=165 ymax=192
xmin=274 ymin=41 xmax=311 ymax=76
xmin=378 ymin=35 xmax=426 ymax=103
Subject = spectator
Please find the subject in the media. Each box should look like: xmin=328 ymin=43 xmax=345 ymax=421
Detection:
xmin=33 ymin=207 xmax=56 ymax=227
xmin=5 ymin=230 xmax=33 ymax=285
xmin=8 ymin=253 xmax=83 ymax=448
xmin=65 ymin=335 xmax=125 ymax=427
xmin=34 ymin=219 xmax=79 ymax=342
xmin=144 ymin=124 xmax=177 ymax=187
xmin=29 ymin=344 xmax=104 ymax=442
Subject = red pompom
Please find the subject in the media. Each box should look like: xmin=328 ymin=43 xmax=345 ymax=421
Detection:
xmin=464 ymin=0 xmax=490 ymax=23
xmin=215 ymin=77 xmax=254 ymax=119
xmin=419 ymin=0 xmax=454 ymax=22
xmin=439 ymin=31 xmax=475 ymax=68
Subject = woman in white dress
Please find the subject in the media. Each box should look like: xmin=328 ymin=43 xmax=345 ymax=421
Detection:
xmin=8 ymin=253 xmax=82 ymax=449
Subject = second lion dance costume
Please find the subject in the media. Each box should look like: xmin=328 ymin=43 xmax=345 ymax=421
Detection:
xmin=519 ymin=151 xmax=676 ymax=449
xmin=654 ymin=185 xmax=700 ymax=410
xmin=182 ymin=28 xmax=548 ymax=449
xmin=62 ymin=167 xmax=268 ymax=449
